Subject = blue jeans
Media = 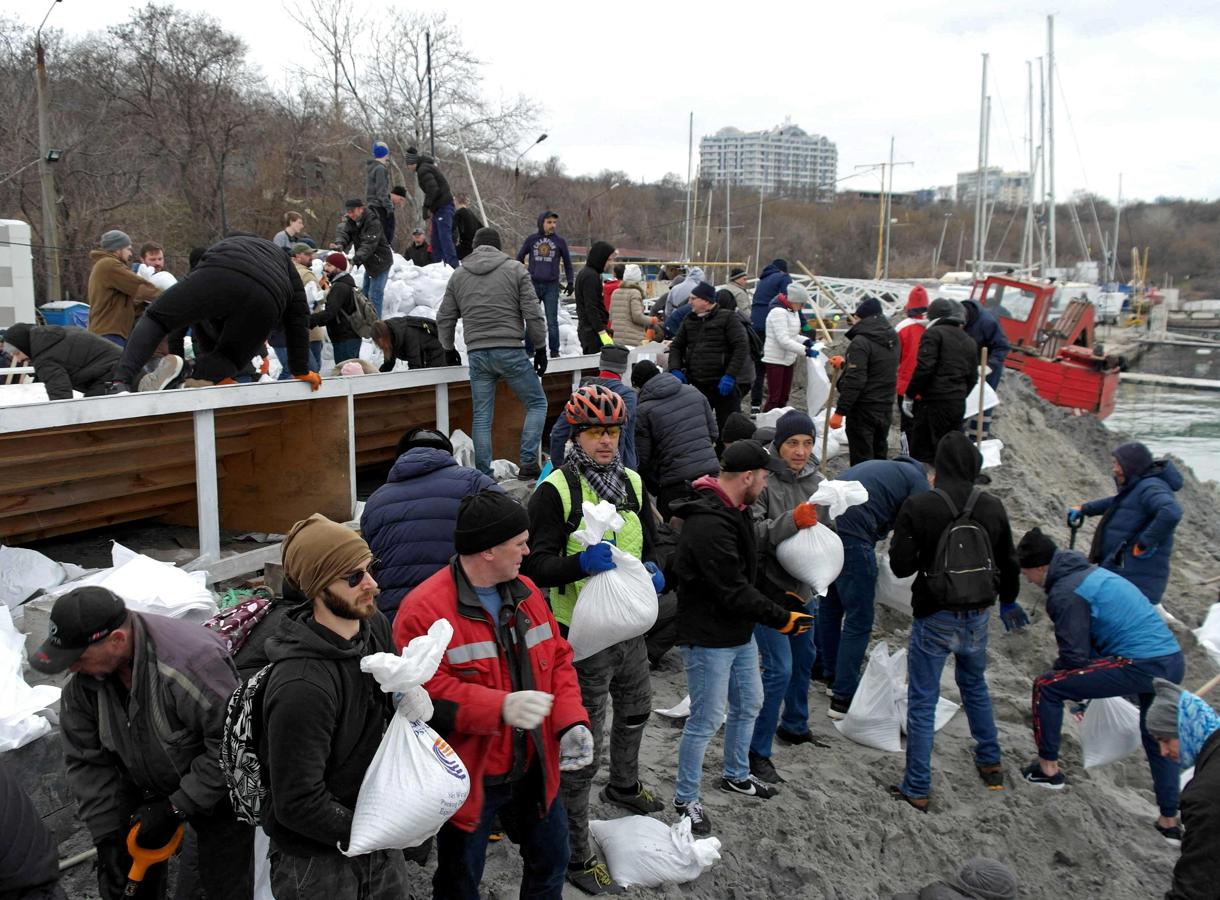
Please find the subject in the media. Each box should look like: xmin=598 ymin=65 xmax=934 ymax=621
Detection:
xmin=1033 ymin=651 xmax=1185 ymax=816
xmin=675 ymin=640 xmax=764 ymax=804
xmin=361 ymin=268 xmax=389 ymax=319
xmin=901 ymin=608 xmax=1001 ymax=799
xmin=431 ymin=203 xmax=458 ymax=268
xmin=820 ymin=539 xmax=878 ymax=701
xmin=274 ymin=342 xmax=322 ymax=378
xmin=750 ymin=598 xmax=816 ymax=758
xmin=467 ymin=347 xmax=547 ymax=475
xmin=331 ymin=338 xmax=362 ymax=365
xmin=533 ymin=280 xmax=561 ymax=355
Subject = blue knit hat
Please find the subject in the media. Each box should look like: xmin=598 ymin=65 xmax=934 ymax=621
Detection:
xmin=372 ymin=140 xmax=390 ymax=159
xmin=773 ymin=409 xmax=815 ymax=449
xmin=1113 ymin=441 xmax=1154 ymax=481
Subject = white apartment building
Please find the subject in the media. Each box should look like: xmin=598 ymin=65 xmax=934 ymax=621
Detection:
xmin=699 ymin=123 xmax=838 ymax=201
xmin=956 ymin=167 xmax=1031 ymax=207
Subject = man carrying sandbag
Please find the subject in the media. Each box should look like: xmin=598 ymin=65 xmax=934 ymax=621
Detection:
xmin=523 ymin=385 xmax=665 ymax=895
xmin=260 ymin=514 xmax=413 ymax=898
xmin=394 ymin=490 xmax=592 ymax=900
xmin=1015 ymin=527 xmax=1185 ymax=842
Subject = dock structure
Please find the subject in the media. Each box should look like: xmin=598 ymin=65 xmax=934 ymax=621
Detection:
xmin=0 ymin=356 xmax=597 ymax=579
xmin=1119 ymin=371 xmax=1220 ymax=391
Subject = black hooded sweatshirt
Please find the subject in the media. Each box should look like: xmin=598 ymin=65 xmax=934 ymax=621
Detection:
xmin=835 ymin=313 xmax=899 ymax=413
xmin=888 ymin=431 xmax=1019 ymax=618
xmin=574 ymin=241 xmax=615 ymax=353
xmin=259 ymin=598 xmax=394 ymax=856
xmin=415 ymin=155 xmax=454 ymax=217
xmin=3 ymin=323 xmax=119 ymax=400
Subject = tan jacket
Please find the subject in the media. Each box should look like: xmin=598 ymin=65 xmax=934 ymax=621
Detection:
xmin=295 ymin=262 xmax=326 ymax=342
xmin=608 ymin=281 xmax=652 ymax=346
xmin=86 ymin=251 xmax=160 ymax=339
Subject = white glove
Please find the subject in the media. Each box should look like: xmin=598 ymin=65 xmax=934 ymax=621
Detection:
xmin=502 ymin=690 xmax=554 ymax=729
xmin=397 ymin=686 xmax=433 ymax=723
xmin=559 ymin=724 xmax=595 ymax=771
xmin=902 ymin=398 xmax=915 ymax=418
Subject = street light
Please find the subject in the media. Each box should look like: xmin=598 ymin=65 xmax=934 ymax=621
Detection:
xmin=513 ymin=133 xmax=548 ymax=183
xmin=585 ymin=182 xmax=620 ymax=248
xmin=35 ymin=0 xmax=64 ymax=302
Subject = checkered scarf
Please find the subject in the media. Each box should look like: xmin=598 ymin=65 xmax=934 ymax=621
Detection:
xmin=565 ymin=441 xmax=627 ymax=506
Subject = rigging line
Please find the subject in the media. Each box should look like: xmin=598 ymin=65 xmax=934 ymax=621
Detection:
xmin=986 ymin=69 xmax=1024 ymax=171
xmin=1055 ymin=65 xmax=1111 ymax=264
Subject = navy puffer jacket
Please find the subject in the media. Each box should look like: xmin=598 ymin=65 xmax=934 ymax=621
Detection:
xmin=750 ymin=261 xmax=792 ymax=333
xmin=360 ymin=448 xmax=500 ymax=621
xmin=634 ymin=372 xmax=720 ymax=488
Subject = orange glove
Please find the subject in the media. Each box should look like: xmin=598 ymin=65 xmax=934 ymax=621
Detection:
xmin=778 ymin=611 xmax=814 ymax=636
xmin=294 ymin=372 xmax=322 ymax=391
xmin=650 ymin=316 xmax=659 ymax=326
xmin=792 ymin=503 xmax=819 ymax=529
xmin=829 ymin=355 xmax=845 ymax=369
xmin=643 ymin=328 xmax=655 ymax=342
xmin=259 ymin=355 xmax=270 ymax=375
xmin=828 ymin=412 xmax=844 ymax=429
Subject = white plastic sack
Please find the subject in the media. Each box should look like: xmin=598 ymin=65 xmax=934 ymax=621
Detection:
xmin=1079 ymin=697 xmax=1142 ymax=768
xmin=964 ymin=379 xmax=1000 ymax=414
xmin=652 ymin=694 xmax=725 ymax=725
xmin=979 ymin=438 xmax=1004 ymax=469
xmin=344 ymin=619 xmax=470 ymax=855
xmin=874 ymin=552 xmax=914 ymax=615
xmin=491 ymin=459 xmax=520 ymax=481
xmin=449 ymin=429 xmax=475 ymax=469
xmin=805 ymin=353 xmax=831 ymax=417
xmin=753 ymin=406 xmax=794 ymax=429
xmin=889 ymin=647 xmax=959 ymax=735
xmin=776 ymin=523 xmax=843 ymax=597
xmin=589 ymin=815 xmax=721 ymax=888
xmin=834 ymin=642 xmax=903 ymax=752
xmin=0 ymin=546 xmax=66 ymax=609
xmin=1193 ymin=603 xmax=1220 ymax=670
xmin=149 ymin=271 xmax=178 ymax=291
xmin=809 ymin=479 xmax=869 ymax=518
xmin=93 ymin=544 xmax=217 ymax=621
xmin=566 ymin=502 xmax=659 ymax=662
xmin=0 ymin=605 xmax=60 ymax=751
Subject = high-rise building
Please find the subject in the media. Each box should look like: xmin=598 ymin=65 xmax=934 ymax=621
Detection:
xmin=699 ymin=123 xmax=838 ymax=201
xmin=956 ymin=167 xmax=1031 ymax=207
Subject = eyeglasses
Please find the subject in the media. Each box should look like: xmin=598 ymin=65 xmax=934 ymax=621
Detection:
xmin=342 ymin=560 xmax=379 ymax=588
xmin=583 ymin=426 xmax=621 ymax=439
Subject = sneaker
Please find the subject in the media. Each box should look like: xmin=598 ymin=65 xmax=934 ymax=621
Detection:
xmin=672 ymin=798 xmax=712 ymax=836
xmin=750 ymin=405 xmax=762 ymax=416
xmin=827 ymin=696 xmax=851 ymax=720
xmin=104 ymin=381 xmax=132 ymax=395
xmin=718 ymin=774 xmax=778 ymax=800
xmin=748 ymin=750 xmax=785 ymax=784
xmin=600 ymin=781 xmax=664 ymax=814
xmin=976 ymin=763 xmax=1005 ymax=791
xmin=517 ymin=461 xmax=542 ymax=480
xmin=1021 ymin=761 xmax=1066 ymax=790
xmin=888 ymin=784 xmax=929 ymax=812
xmin=137 ymin=354 xmax=184 ymax=392
xmin=1154 ymin=822 xmax=1182 ymax=846
xmin=775 ymin=727 xmax=815 ymax=746
xmin=566 ymin=857 xmax=624 ymax=895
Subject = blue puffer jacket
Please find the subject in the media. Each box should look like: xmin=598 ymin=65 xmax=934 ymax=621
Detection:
xmin=635 ymin=372 xmax=719 ymax=488
xmin=1042 ymin=549 xmax=1179 ymax=669
xmin=360 ymin=448 xmax=499 ymax=621
xmin=833 ymin=456 xmax=929 ymax=545
xmin=1081 ymin=459 xmax=1183 ymax=604
xmin=549 ymin=377 xmax=638 ymax=470
xmin=750 ymin=261 xmax=792 ymax=333
xmin=962 ymin=299 xmax=1010 ymax=378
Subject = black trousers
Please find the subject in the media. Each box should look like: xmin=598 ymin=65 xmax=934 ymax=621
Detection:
xmin=843 ymin=402 xmax=891 ymax=465
xmin=695 ymin=382 xmax=741 ymax=453
xmin=751 ymin=356 xmax=766 ymax=407
xmin=909 ymin=398 xmax=965 ymax=463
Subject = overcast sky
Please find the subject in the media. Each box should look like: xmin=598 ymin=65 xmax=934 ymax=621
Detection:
xmin=22 ymin=0 xmax=1220 ymax=202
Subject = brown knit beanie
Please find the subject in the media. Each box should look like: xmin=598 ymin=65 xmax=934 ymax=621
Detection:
xmin=282 ymin=513 xmax=372 ymax=600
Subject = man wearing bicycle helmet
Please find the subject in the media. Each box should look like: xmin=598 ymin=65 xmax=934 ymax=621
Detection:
xmin=522 ymin=385 xmax=665 ymax=895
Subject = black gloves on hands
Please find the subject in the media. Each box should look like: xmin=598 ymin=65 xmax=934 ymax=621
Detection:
xmin=534 ymin=348 xmax=549 ymax=377
xmin=95 ymin=834 xmax=129 ymax=900
xmin=444 ymin=349 xmax=463 ymax=367
xmin=130 ymin=797 xmax=185 ymax=850
xmin=562 ymin=282 xmax=574 ymax=297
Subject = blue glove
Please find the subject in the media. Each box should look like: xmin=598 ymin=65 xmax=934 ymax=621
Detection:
xmin=670 ymin=369 xmax=687 ymax=384
xmin=718 ymin=374 xmax=736 ymax=396
xmin=999 ymin=602 xmax=1030 ymax=632
xmin=578 ymin=542 xmax=616 ymax=575
xmin=644 ymin=561 xmax=665 ymax=593
xmin=805 ymin=346 xmax=820 ymax=358
xmin=1066 ymin=507 xmax=1084 ymax=528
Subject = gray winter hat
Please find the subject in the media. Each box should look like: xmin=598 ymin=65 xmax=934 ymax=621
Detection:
xmin=949 ymin=857 xmax=1017 ymax=900
xmin=1146 ymin=678 xmax=1185 ymax=739
xmin=100 ymin=230 xmax=131 ymax=252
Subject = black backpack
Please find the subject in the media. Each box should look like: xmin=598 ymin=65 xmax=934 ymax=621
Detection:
xmin=926 ymin=487 xmax=1000 ymax=607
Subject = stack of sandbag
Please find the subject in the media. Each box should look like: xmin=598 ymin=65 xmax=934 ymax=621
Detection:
xmin=0 ymin=605 xmax=61 ymax=751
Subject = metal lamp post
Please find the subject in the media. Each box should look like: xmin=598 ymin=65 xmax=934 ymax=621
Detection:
xmin=585 ymin=182 xmax=619 ymax=248
xmin=35 ymin=0 xmax=63 ymax=302
xmin=513 ymin=133 xmax=548 ymax=184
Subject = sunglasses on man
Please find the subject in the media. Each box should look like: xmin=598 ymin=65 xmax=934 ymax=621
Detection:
xmin=342 ymin=560 xmax=379 ymax=588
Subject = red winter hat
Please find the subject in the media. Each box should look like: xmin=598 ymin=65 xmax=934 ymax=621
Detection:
xmin=907 ymin=285 xmax=929 ymax=311
xmin=325 ymin=252 xmax=349 ymax=271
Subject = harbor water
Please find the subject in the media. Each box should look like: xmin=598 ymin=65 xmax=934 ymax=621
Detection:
xmin=1105 ymin=381 xmax=1220 ymax=483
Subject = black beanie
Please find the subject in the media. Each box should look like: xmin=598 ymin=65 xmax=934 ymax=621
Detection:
xmin=722 ymin=412 xmax=757 ymax=444
xmin=1017 ymin=527 xmax=1057 ymax=568
xmin=454 ymin=490 xmax=530 ymax=554
xmin=473 ymin=227 xmax=501 ymax=250
xmin=3 ymin=322 xmax=32 ymax=356
xmin=631 ymin=359 xmax=660 ymax=389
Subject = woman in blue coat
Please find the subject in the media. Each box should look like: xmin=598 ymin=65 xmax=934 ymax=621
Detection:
xmin=1070 ymin=441 xmax=1183 ymax=605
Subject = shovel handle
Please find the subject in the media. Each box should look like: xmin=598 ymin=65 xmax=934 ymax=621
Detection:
xmin=125 ymin=823 xmax=184 ymax=888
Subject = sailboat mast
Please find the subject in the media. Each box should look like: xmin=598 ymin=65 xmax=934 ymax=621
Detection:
xmin=1047 ymin=15 xmax=1057 ymax=271
xmin=1111 ymin=174 xmax=1123 ymax=283
xmin=683 ymin=112 xmax=693 ymax=261
xmin=972 ymin=53 xmax=989 ymax=279
xmin=1023 ymin=60 xmax=1036 ymax=272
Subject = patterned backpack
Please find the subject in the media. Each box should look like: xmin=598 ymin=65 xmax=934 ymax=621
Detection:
xmin=219 ymin=663 xmax=275 ymax=825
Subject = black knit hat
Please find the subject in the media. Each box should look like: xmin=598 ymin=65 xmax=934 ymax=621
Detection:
xmin=395 ymin=426 xmax=453 ymax=458
xmin=631 ymin=359 xmax=661 ymax=389
xmin=390 ymin=185 xmax=409 ymax=198
xmin=690 ymin=281 xmax=716 ymax=302
xmin=344 ymin=198 xmax=365 ymax=210
xmin=722 ymin=412 xmax=757 ymax=444
xmin=473 ymin=227 xmax=501 ymax=250
xmin=1017 ymin=527 xmax=1057 ymax=568
xmin=454 ymin=490 xmax=530 ymax=554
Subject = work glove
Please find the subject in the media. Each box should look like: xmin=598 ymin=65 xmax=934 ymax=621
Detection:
xmin=792 ymin=503 xmax=819 ymax=529
xmin=805 ymin=345 xmax=820 ymax=358
xmin=95 ymin=834 xmax=130 ymax=900
xmin=579 ymin=542 xmax=616 ymax=575
xmin=778 ymin=611 xmax=814 ymax=636
xmin=717 ymin=374 xmax=736 ymax=396
xmin=644 ymin=561 xmax=665 ymax=593
xmin=1066 ymin=506 xmax=1084 ymax=528
xmin=398 ymin=686 xmax=433 ymax=723
xmin=444 ymin=349 xmax=463 ymax=367
xmin=780 ymin=592 xmax=810 ymax=613
xmin=829 ymin=355 xmax=845 ymax=370
xmin=502 ymin=690 xmax=554 ymax=729
xmin=558 ymin=724 xmax=595 ymax=771
xmin=563 ymin=282 xmax=574 ymax=297
xmin=1132 ymin=543 xmax=1155 ymax=558
xmin=828 ymin=412 xmax=844 ymax=429
xmin=999 ymin=602 xmax=1031 ymax=632
xmin=294 ymin=371 xmax=322 ymax=391
xmin=670 ymin=370 xmax=687 ymax=384
xmin=901 ymin=398 xmax=915 ymax=418
xmin=534 ymin=348 xmax=549 ymax=377
xmin=643 ymin=328 xmax=655 ymax=342
xmin=130 ymin=798 xmax=186 ymax=850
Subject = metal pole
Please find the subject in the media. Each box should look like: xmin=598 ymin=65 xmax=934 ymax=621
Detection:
xmin=1110 ymin=174 xmax=1123 ymax=283
xmin=883 ymin=136 xmax=895 ymax=279
xmin=1023 ymin=60 xmax=1036 ymax=271
xmin=683 ymin=112 xmax=693 ymax=261
xmin=703 ymin=180 xmax=713 ymax=265
xmin=426 ymin=31 xmax=435 ymax=158
xmin=934 ymin=214 xmax=950 ymax=273
xmin=976 ymin=347 xmax=988 ymax=444
xmin=754 ymin=184 xmax=764 ymax=279
xmin=1047 ymin=15 xmax=1057 ymax=271
xmin=972 ymin=54 xmax=988 ymax=280
xmin=454 ymin=126 xmax=489 ymax=227
xmin=34 ymin=37 xmax=62 ymax=302
xmin=1038 ymin=56 xmax=1047 ymax=273
xmin=725 ymin=180 xmax=732 ymax=275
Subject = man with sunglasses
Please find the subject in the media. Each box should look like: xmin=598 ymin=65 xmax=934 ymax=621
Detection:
xmin=523 ymin=385 xmax=665 ymax=895
xmin=259 ymin=514 xmax=416 ymax=898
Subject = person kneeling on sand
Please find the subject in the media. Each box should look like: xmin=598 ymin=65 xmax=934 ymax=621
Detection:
xmin=1016 ymin=527 xmax=1185 ymax=842
xmin=891 ymin=857 xmax=1017 ymax=900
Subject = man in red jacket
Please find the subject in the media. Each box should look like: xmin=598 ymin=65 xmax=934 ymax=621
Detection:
xmin=393 ymin=490 xmax=591 ymax=900
xmin=894 ymin=285 xmax=929 ymax=450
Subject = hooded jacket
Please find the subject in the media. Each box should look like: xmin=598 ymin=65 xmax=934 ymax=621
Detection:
xmin=0 ymin=760 xmax=60 ymax=894
xmin=415 ymin=155 xmax=454 ymax=217
xmin=60 ymin=613 xmax=237 ymax=842
xmin=377 ymin=315 xmax=447 ymax=371
xmin=608 ymin=280 xmax=651 ymax=347
xmin=762 ymin=296 xmax=809 ymax=366
xmin=3 ymin=323 xmax=119 ymax=400
xmin=1169 ymin=729 xmax=1220 ymax=900
xmin=86 ymin=250 xmax=161 ymax=339
xmin=574 ymin=241 xmax=615 ymax=351
xmin=668 ymin=305 xmax=750 ymax=387
xmin=334 ymin=208 xmax=393 ymax=277
xmin=516 ymin=212 xmax=574 ymax=285
xmin=1082 ymin=459 xmax=1183 ymax=603
xmin=751 ymin=261 xmax=792 ymax=333
xmin=1040 ymin=549 xmax=1180 ymax=670
xmin=834 ymin=456 xmax=930 ymax=545
xmin=895 ymin=315 xmax=927 ymax=396
xmin=835 ymin=313 xmax=899 ymax=413
xmin=360 ymin=448 xmax=499 ymax=619
xmin=453 ymin=206 xmax=483 ymax=259
xmin=752 ymin=459 xmax=825 ymax=600
xmin=308 ymin=271 xmax=360 ymax=343
xmin=663 ymin=267 xmax=705 ymax=320
xmin=634 ymin=372 xmax=720 ymax=488
xmin=671 ymin=477 xmax=793 ymax=647
xmin=962 ymin=299 xmax=1010 ymax=372
xmin=718 ymin=280 xmax=751 ymax=315
xmin=889 ymin=432 xmax=1020 ymax=618
xmin=905 ymin=319 xmax=979 ymax=402
xmin=364 ymin=158 xmax=391 ymax=212
xmin=260 ymin=603 xmax=395 ymax=856
xmin=437 ymin=244 xmax=546 ymax=352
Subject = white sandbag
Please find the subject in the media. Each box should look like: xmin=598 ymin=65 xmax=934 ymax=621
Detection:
xmin=979 ymin=438 xmax=1004 ymax=470
xmin=775 ymin=523 xmax=843 ymax=597
xmin=344 ymin=619 xmax=470 ymax=855
xmin=94 ymin=544 xmax=218 ymax=622
xmin=490 ymin=459 xmax=519 ymax=481
xmin=148 ymin=271 xmax=177 ymax=291
xmin=805 ymin=353 xmax=831 ymax=417
xmin=0 ymin=546 xmax=66 ymax=609
xmin=889 ymin=647 xmax=959 ymax=734
xmin=566 ymin=502 xmax=659 ymax=662
xmin=965 ymin=378 xmax=1000 ymax=414
xmin=1193 ymin=603 xmax=1220 ymax=670
xmin=449 ymin=430 xmax=475 ymax=469
xmin=0 ymin=605 xmax=60 ymax=751
xmin=809 ymin=479 xmax=869 ymax=518
xmin=754 ymin=406 xmax=794 ymax=429
xmin=834 ymin=642 xmax=903 ymax=752
xmin=1079 ymin=697 xmax=1142 ymax=768
xmin=874 ymin=552 xmax=914 ymax=615
xmin=589 ymin=815 xmax=721 ymax=888
xmin=653 ymin=695 xmax=691 ymax=718
xmin=0 ymin=383 xmax=50 ymax=406
xmin=813 ymin=432 xmax=842 ymax=464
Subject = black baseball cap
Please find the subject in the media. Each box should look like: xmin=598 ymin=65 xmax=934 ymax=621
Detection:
xmin=720 ymin=439 xmax=787 ymax=474
xmin=30 ymin=586 xmax=128 ymax=674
